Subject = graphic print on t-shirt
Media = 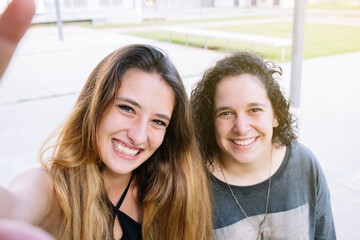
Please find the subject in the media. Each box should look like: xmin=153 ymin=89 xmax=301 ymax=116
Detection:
xmin=213 ymin=204 xmax=309 ymax=240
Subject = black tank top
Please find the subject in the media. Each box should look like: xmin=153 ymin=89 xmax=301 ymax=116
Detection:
xmin=112 ymin=174 xmax=142 ymax=240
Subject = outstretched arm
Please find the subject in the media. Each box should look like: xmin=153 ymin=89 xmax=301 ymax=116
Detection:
xmin=0 ymin=1 xmax=54 ymax=237
xmin=0 ymin=168 xmax=54 ymax=225
xmin=0 ymin=0 xmax=35 ymax=79
xmin=0 ymin=219 xmax=55 ymax=240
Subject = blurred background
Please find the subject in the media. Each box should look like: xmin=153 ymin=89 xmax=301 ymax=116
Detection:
xmin=0 ymin=0 xmax=359 ymax=238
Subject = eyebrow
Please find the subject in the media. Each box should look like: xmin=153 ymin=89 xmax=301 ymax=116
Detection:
xmin=214 ymin=102 xmax=267 ymax=113
xmin=117 ymin=97 xmax=141 ymax=108
xmin=156 ymin=113 xmax=171 ymax=122
xmin=117 ymin=97 xmax=171 ymax=121
xmin=248 ymin=102 xmax=266 ymax=108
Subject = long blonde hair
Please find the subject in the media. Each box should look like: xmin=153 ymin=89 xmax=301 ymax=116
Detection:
xmin=41 ymin=44 xmax=212 ymax=239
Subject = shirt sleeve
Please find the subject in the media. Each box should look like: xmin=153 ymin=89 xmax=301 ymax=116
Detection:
xmin=314 ymin=161 xmax=337 ymax=240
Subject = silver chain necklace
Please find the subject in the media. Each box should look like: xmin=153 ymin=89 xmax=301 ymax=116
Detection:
xmin=219 ymin=152 xmax=272 ymax=240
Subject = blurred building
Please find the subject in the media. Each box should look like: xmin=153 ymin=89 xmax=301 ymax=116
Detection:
xmin=308 ymin=0 xmax=360 ymax=6
xmin=0 ymin=0 xmax=296 ymax=24
xmin=214 ymin=0 xmax=293 ymax=8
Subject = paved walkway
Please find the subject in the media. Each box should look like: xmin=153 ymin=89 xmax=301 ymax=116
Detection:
xmin=0 ymin=8 xmax=359 ymax=239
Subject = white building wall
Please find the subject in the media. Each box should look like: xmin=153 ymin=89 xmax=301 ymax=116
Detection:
xmin=214 ymin=0 xmax=293 ymax=8
xmin=1 ymin=0 xmax=294 ymax=23
xmin=214 ymin=0 xmax=252 ymax=7
xmin=28 ymin=0 xmax=143 ymax=24
xmin=256 ymin=0 xmax=294 ymax=8
xmin=280 ymin=0 xmax=294 ymax=8
xmin=256 ymin=0 xmax=273 ymax=7
xmin=214 ymin=0 xmax=235 ymax=7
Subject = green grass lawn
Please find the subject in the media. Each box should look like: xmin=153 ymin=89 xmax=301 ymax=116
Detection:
xmin=129 ymin=22 xmax=360 ymax=62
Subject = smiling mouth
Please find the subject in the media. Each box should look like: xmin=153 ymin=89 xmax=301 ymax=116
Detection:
xmin=111 ymin=139 xmax=140 ymax=157
xmin=232 ymin=137 xmax=256 ymax=146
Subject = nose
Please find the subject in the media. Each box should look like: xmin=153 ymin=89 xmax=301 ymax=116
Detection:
xmin=233 ymin=115 xmax=250 ymax=134
xmin=127 ymin=118 xmax=148 ymax=146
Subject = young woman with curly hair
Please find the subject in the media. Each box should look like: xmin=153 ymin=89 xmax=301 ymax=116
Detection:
xmin=191 ymin=51 xmax=335 ymax=240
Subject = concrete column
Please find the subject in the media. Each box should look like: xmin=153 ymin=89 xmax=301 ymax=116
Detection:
xmin=134 ymin=0 xmax=143 ymax=17
xmin=290 ymin=0 xmax=306 ymax=107
xmin=55 ymin=0 xmax=63 ymax=40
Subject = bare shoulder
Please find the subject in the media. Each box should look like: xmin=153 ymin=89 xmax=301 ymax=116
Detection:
xmin=7 ymin=167 xmax=55 ymax=225
xmin=8 ymin=168 xmax=53 ymax=198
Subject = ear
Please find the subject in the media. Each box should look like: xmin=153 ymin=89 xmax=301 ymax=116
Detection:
xmin=273 ymin=115 xmax=279 ymax=128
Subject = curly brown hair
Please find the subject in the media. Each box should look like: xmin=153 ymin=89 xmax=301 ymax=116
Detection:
xmin=190 ymin=51 xmax=297 ymax=165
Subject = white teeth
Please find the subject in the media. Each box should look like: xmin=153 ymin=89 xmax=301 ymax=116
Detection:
xmin=233 ymin=137 xmax=256 ymax=146
xmin=112 ymin=140 xmax=139 ymax=156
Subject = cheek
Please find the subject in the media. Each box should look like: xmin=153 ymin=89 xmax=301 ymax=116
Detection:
xmin=98 ymin=124 xmax=111 ymax=147
xmin=255 ymin=117 xmax=275 ymax=135
xmin=149 ymin=130 xmax=167 ymax=149
xmin=98 ymin=111 xmax=114 ymax=134
xmin=214 ymin=119 xmax=231 ymax=136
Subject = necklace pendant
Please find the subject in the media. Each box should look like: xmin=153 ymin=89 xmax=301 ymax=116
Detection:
xmin=261 ymin=231 xmax=264 ymax=240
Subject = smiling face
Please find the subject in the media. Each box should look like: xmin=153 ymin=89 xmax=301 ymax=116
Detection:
xmin=214 ymin=73 xmax=278 ymax=167
xmin=98 ymin=68 xmax=175 ymax=177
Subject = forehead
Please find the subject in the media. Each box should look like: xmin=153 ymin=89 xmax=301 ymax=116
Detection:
xmin=118 ymin=68 xmax=175 ymax=112
xmin=214 ymin=73 xmax=269 ymax=106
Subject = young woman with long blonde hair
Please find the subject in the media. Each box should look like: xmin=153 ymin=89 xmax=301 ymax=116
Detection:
xmin=0 ymin=44 xmax=212 ymax=240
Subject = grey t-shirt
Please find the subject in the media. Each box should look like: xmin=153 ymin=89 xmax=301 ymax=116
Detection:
xmin=212 ymin=142 xmax=336 ymax=240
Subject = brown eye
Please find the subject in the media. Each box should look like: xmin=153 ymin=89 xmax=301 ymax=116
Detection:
xmin=118 ymin=105 xmax=134 ymax=113
xmin=249 ymin=108 xmax=262 ymax=113
xmin=153 ymin=119 xmax=166 ymax=127
xmin=217 ymin=111 xmax=232 ymax=118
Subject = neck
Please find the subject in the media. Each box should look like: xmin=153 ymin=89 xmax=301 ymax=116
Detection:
xmin=214 ymin=145 xmax=286 ymax=186
xmin=102 ymin=169 xmax=133 ymax=203
xmin=217 ymin=158 xmax=271 ymax=187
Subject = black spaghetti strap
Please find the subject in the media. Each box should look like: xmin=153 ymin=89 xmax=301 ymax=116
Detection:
xmin=111 ymin=173 xmax=142 ymax=239
xmin=112 ymin=173 xmax=134 ymax=221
